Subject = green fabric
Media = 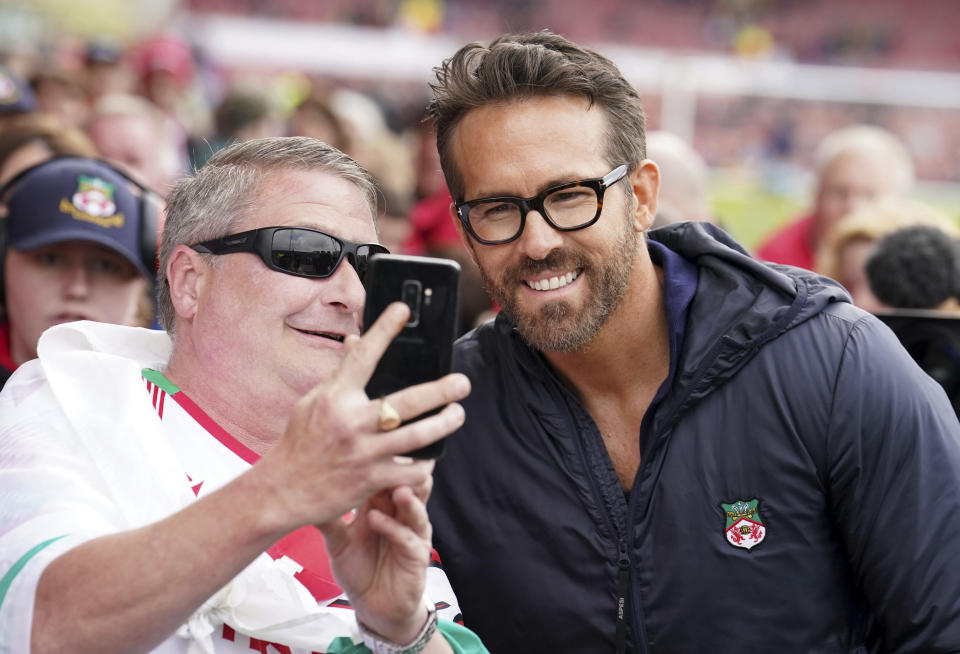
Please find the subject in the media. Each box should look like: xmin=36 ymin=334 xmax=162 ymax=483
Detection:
xmin=437 ymin=620 xmax=489 ymax=654
xmin=326 ymin=619 xmax=489 ymax=653
xmin=141 ymin=368 xmax=179 ymax=394
xmin=0 ymin=535 xmax=69 ymax=612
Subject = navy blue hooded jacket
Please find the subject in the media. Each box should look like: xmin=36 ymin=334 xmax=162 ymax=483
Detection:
xmin=429 ymin=222 xmax=960 ymax=654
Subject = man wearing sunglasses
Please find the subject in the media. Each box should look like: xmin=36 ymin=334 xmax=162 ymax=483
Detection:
xmin=0 ymin=137 xmax=486 ymax=654
xmin=424 ymin=31 xmax=960 ymax=654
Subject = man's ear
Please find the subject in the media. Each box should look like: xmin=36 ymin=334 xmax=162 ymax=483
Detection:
xmin=449 ymin=202 xmax=480 ymax=266
xmin=166 ymin=245 xmax=209 ymax=322
xmin=628 ymin=160 xmax=660 ymax=233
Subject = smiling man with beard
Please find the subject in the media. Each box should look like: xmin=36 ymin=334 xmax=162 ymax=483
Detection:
xmin=424 ymin=31 xmax=960 ymax=654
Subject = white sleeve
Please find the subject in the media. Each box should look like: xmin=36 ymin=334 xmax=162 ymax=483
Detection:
xmin=0 ymin=365 xmax=121 ymax=653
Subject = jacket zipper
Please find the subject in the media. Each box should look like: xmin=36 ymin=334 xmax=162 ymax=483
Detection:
xmin=551 ymin=367 xmax=648 ymax=653
xmin=615 ymin=539 xmax=630 ymax=654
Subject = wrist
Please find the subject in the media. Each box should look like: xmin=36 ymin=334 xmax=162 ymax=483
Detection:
xmin=231 ymin=461 xmax=301 ymax=539
xmin=358 ymin=601 xmax=437 ymax=654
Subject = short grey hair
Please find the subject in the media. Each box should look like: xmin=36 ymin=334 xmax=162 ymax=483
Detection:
xmin=814 ymin=124 xmax=915 ymax=193
xmin=157 ymin=136 xmax=378 ymax=333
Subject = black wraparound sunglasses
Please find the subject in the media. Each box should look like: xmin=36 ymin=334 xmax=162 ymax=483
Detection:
xmin=191 ymin=226 xmax=388 ymax=282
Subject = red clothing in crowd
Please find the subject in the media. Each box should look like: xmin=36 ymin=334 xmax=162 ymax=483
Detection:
xmin=404 ymin=190 xmax=462 ymax=255
xmin=755 ymin=214 xmax=816 ymax=271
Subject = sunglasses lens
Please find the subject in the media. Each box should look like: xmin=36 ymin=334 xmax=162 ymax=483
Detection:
xmin=270 ymin=228 xmax=342 ymax=277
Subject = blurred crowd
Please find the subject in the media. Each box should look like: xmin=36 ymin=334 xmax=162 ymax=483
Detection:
xmin=187 ymin=0 xmax=960 ymax=70
xmin=2 ymin=1 xmax=960 ymax=343
xmin=180 ymin=0 xmax=960 ymax=185
xmin=0 ymin=29 xmax=496 ymax=342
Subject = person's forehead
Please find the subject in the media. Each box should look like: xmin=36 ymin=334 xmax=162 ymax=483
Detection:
xmin=456 ymin=96 xmax=605 ymax=152
xmin=240 ymin=167 xmax=377 ymax=242
xmin=452 ymin=96 xmax=609 ymax=197
xmin=90 ymin=112 xmax=150 ymax=133
xmin=822 ymin=150 xmax=896 ymax=186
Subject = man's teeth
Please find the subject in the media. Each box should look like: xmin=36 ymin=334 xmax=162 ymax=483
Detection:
xmin=525 ymin=271 xmax=578 ymax=291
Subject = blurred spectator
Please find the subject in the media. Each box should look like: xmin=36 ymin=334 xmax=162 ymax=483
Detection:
xmin=29 ymin=66 xmax=89 ymax=129
xmin=0 ymin=113 xmax=98 ymax=186
xmin=214 ymin=89 xmax=281 ymax=142
xmin=757 ymin=124 xmax=914 ymax=270
xmin=866 ymin=224 xmax=960 ymax=418
xmin=0 ymin=65 xmax=36 ymax=129
xmin=646 ymin=130 xmax=715 ymax=228
xmin=328 ymin=88 xmax=415 ymax=205
xmin=1 ymin=157 xmax=158 ymax=388
xmin=83 ymin=40 xmax=136 ymax=102
xmin=85 ymin=92 xmax=181 ymax=192
xmin=191 ymin=88 xmax=284 ymax=168
xmin=405 ymin=189 xmax=459 ymax=255
xmin=131 ymin=34 xmax=211 ymax=183
xmin=866 ymin=225 xmax=960 ymax=313
xmin=814 ymin=198 xmax=958 ymax=313
xmin=133 ymin=34 xmax=196 ymax=120
xmin=374 ymin=177 xmax=414 ymax=255
xmin=287 ymin=95 xmax=350 ymax=153
xmin=412 ymin=119 xmax=447 ymax=202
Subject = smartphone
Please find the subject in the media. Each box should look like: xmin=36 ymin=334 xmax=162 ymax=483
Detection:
xmin=363 ymin=254 xmax=461 ymax=458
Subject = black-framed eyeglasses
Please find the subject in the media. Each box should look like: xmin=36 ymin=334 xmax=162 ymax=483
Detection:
xmin=455 ymin=164 xmax=629 ymax=245
xmin=191 ymin=226 xmax=388 ymax=282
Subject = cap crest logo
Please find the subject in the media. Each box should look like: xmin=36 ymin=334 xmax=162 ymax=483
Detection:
xmin=721 ymin=498 xmax=766 ymax=550
xmin=59 ymin=175 xmax=125 ymax=228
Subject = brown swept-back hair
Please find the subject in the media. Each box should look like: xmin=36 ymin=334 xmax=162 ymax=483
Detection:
xmin=427 ymin=30 xmax=647 ymax=201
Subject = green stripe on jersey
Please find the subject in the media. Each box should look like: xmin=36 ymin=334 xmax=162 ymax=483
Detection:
xmin=142 ymin=368 xmax=179 ymax=394
xmin=0 ymin=535 xmax=69 ymax=612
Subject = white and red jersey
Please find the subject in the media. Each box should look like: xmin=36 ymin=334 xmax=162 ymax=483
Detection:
xmin=145 ymin=368 xmax=349 ymax=653
xmin=0 ymin=321 xmax=468 ymax=654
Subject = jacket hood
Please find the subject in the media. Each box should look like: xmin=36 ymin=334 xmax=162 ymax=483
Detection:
xmin=648 ymin=221 xmax=850 ymax=427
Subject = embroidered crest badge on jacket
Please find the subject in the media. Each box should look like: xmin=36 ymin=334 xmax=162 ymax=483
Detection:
xmin=721 ymin=499 xmax=766 ymax=550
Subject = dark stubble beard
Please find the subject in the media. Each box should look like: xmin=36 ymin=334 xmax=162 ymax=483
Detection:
xmin=474 ymin=205 xmax=640 ymax=352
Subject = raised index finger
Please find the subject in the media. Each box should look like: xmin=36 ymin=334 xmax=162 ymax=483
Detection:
xmin=336 ymin=301 xmax=410 ymax=389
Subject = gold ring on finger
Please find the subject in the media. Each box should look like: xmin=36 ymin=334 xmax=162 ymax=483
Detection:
xmin=378 ymin=398 xmax=402 ymax=431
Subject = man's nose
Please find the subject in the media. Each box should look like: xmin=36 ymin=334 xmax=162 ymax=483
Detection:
xmin=62 ymin=263 xmax=90 ymax=299
xmin=321 ymin=257 xmax=367 ymax=314
xmin=516 ymin=210 xmax=564 ymax=261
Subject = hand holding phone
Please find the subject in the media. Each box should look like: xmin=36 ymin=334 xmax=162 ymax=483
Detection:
xmin=363 ymin=254 xmax=461 ymax=458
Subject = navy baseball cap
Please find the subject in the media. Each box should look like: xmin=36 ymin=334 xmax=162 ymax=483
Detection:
xmin=0 ymin=65 xmax=35 ymax=114
xmin=4 ymin=158 xmax=154 ymax=280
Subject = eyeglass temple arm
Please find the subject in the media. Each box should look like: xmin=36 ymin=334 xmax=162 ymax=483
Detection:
xmin=602 ymin=164 xmax=629 ymax=188
xmin=191 ymin=231 xmax=260 ymax=255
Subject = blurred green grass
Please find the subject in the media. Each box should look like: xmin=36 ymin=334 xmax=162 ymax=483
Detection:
xmin=709 ymin=172 xmax=960 ymax=254
xmin=711 ymin=177 xmax=805 ymax=252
